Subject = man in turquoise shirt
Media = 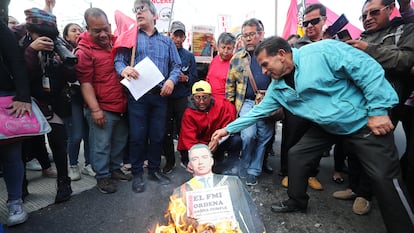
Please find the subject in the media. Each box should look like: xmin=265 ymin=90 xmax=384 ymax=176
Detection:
xmin=212 ymin=37 xmax=414 ymax=233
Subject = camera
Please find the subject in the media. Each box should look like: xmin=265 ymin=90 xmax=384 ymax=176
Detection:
xmin=53 ymin=37 xmax=78 ymax=67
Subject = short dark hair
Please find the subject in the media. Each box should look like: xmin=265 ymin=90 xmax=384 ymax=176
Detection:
xmin=254 ymin=36 xmax=292 ymax=57
xmin=84 ymin=8 xmax=108 ymax=26
xmin=242 ymin=18 xmax=264 ymax=32
xmin=304 ymin=3 xmax=326 ymax=16
xmin=217 ymin=32 xmax=235 ymax=46
xmin=287 ymin=34 xmax=300 ymax=41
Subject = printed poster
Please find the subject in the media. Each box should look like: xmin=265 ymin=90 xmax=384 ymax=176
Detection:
xmin=192 ymin=25 xmax=215 ymax=63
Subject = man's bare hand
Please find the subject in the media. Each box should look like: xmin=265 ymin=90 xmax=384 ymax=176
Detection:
xmin=92 ymin=110 xmax=106 ymax=128
xmin=160 ymin=79 xmax=174 ymax=96
xmin=367 ymin=115 xmax=394 ymax=135
xmin=347 ymin=40 xmax=368 ymax=51
xmin=121 ymin=66 xmax=139 ymax=80
xmin=211 ymin=128 xmax=229 ymax=142
xmin=208 ymin=140 xmax=219 ymax=153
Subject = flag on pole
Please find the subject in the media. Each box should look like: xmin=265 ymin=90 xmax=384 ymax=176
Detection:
xmin=282 ymin=0 xmax=305 ymax=39
xmin=113 ymin=10 xmax=137 ymax=49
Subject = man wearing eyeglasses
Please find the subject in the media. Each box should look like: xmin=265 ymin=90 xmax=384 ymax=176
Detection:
xmin=114 ymin=0 xmax=182 ymax=193
xmin=177 ymin=81 xmax=242 ymax=175
xmin=226 ymin=18 xmax=273 ymax=186
xmin=343 ymin=0 xmax=414 ymax=207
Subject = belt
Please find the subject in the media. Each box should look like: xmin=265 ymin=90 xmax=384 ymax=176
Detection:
xmin=148 ymin=87 xmax=161 ymax=95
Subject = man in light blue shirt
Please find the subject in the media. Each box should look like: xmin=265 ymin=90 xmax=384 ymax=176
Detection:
xmin=212 ymin=37 xmax=414 ymax=233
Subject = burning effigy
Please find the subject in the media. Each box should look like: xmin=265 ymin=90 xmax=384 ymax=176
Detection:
xmin=152 ymin=176 xmax=266 ymax=233
xmin=151 ymin=144 xmax=266 ymax=233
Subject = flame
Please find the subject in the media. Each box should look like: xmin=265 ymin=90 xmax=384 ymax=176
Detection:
xmin=151 ymin=195 xmax=240 ymax=233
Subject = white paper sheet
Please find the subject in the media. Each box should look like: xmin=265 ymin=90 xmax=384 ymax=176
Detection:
xmin=120 ymin=56 xmax=165 ymax=101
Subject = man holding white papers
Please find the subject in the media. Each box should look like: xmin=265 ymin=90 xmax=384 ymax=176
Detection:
xmin=114 ymin=0 xmax=181 ymax=193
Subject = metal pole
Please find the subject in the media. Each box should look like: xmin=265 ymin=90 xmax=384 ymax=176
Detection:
xmin=167 ymin=0 xmax=175 ymax=31
xmin=275 ymin=0 xmax=278 ymax=35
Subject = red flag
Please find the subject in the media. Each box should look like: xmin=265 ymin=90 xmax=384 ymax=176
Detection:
xmin=113 ymin=10 xmax=138 ymax=49
xmin=282 ymin=0 xmax=300 ymax=39
xmin=113 ymin=10 xmax=136 ymax=37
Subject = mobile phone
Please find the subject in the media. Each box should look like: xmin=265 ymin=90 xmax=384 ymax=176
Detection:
xmin=326 ymin=14 xmax=349 ymax=37
xmin=337 ymin=29 xmax=352 ymax=41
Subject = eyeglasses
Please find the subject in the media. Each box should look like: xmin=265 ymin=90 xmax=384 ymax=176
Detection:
xmin=132 ymin=5 xmax=148 ymax=13
xmin=193 ymin=95 xmax=210 ymax=102
xmin=360 ymin=6 xmax=388 ymax=21
xmin=302 ymin=17 xmax=324 ymax=27
xmin=241 ymin=31 xmax=260 ymax=39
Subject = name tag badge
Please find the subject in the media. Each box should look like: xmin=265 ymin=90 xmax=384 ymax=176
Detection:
xmin=42 ymin=76 xmax=51 ymax=92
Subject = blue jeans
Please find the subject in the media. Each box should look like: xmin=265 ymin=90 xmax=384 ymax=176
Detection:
xmin=1 ymin=142 xmax=24 ymax=201
xmin=85 ymin=108 xmax=128 ymax=179
xmin=239 ymin=100 xmax=273 ymax=176
xmin=64 ymin=94 xmax=90 ymax=166
xmin=128 ymin=93 xmax=167 ymax=175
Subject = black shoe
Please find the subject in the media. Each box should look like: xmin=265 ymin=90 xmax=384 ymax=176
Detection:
xmin=148 ymin=171 xmax=171 ymax=185
xmin=162 ymin=163 xmax=175 ymax=174
xmin=271 ymin=200 xmax=307 ymax=213
xmin=132 ymin=174 xmax=145 ymax=193
xmin=262 ymin=162 xmax=274 ymax=174
xmin=55 ymin=177 xmax=72 ymax=203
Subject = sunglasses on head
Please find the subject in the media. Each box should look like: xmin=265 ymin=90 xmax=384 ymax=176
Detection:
xmin=359 ymin=5 xmax=388 ymax=21
xmin=302 ymin=17 xmax=323 ymax=27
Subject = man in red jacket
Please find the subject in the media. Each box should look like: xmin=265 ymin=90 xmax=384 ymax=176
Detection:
xmin=177 ymin=81 xmax=241 ymax=174
xmin=75 ymin=8 xmax=131 ymax=194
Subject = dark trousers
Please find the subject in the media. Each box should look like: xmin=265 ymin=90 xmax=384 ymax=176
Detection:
xmin=288 ymin=124 xmax=414 ymax=233
xmin=129 ymin=93 xmax=168 ymax=175
xmin=163 ymin=97 xmax=188 ymax=166
xmin=347 ymin=153 xmax=373 ymax=200
xmin=213 ymin=134 xmax=242 ymax=173
xmin=47 ymin=123 xmax=69 ymax=179
xmin=280 ymin=109 xmax=319 ymax=177
xmin=399 ymin=105 xmax=414 ymax=202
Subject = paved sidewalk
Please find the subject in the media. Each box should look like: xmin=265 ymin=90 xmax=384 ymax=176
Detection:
xmin=0 ymin=163 xmax=96 ymax=224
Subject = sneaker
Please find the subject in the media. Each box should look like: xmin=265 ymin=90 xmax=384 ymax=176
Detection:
xmin=352 ymin=197 xmax=371 ymax=215
xmin=55 ymin=177 xmax=72 ymax=203
xmin=81 ymin=164 xmax=96 ymax=177
xmin=332 ymin=189 xmax=356 ymax=200
xmin=111 ymin=169 xmax=133 ymax=182
xmin=132 ymin=174 xmax=145 ymax=193
xmin=26 ymin=159 xmax=42 ymax=171
xmin=42 ymin=167 xmax=58 ymax=178
xmin=308 ymin=177 xmax=323 ymax=190
xmin=68 ymin=165 xmax=81 ymax=181
xmin=246 ymin=174 xmax=258 ymax=186
xmin=7 ymin=199 xmax=28 ymax=226
xmin=281 ymin=176 xmax=288 ymax=188
xmin=97 ymin=177 xmax=117 ymax=194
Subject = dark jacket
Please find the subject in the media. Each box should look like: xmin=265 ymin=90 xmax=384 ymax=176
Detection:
xmin=0 ymin=20 xmax=30 ymax=102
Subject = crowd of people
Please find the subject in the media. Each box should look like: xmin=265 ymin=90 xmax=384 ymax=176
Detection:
xmin=0 ymin=0 xmax=413 ymax=232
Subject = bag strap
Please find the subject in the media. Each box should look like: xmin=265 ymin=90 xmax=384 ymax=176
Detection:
xmin=244 ymin=58 xmax=258 ymax=93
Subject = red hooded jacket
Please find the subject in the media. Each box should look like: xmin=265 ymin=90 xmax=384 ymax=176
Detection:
xmin=177 ymin=97 xmax=236 ymax=151
xmin=75 ymin=31 xmax=127 ymax=113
